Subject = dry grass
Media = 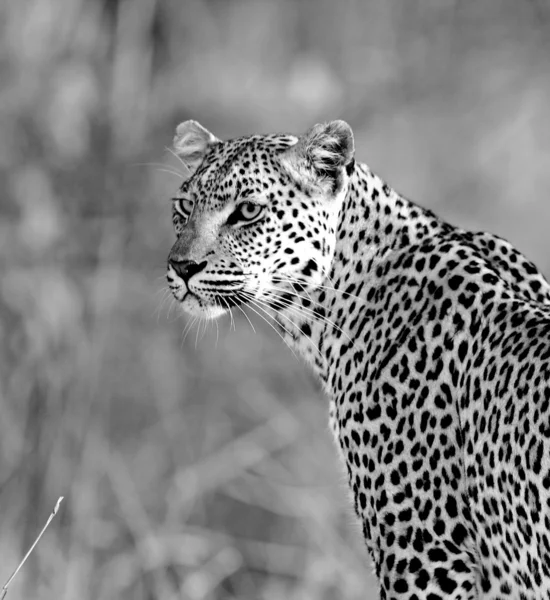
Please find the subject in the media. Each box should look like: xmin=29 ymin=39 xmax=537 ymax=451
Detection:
xmin=1 ymin=1 xmax=550 ymax=598
xmin=1 ymin=497 xmax=64 ymax=599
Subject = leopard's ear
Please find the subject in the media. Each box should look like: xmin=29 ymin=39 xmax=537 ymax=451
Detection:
xmin=173 ymin=120 xmax=220 ymax=177
xmin=282 ymin=120 xmax=355 ymax=193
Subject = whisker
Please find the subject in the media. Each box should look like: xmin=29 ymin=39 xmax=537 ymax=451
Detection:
xmin=261 ymin=286 xmax=360 ymax=353
xmin=164 ymin=146 xmax=192 ymax=175
xmin=249 ymin=293 xmax=327 ymax=366
xmin=235 ymin=300 xmax=257 ymax=335
xmin=195 ymin=316 xmax=203 ymax=349
xmin=158 ymin=168 xmax=186 ymax=179
xmin=256 ymin=292 xmax=325 ymax=363
xmin=263 ymin=283 xmax=330 ymax=313
xmin=271 ymin=274 xmax=315 ymax=302
xmin=243 ymin=291 xmax=327 ymax=365
xmin=309 ymin=257 xmax=367 ymax=304
xmin=219 ymin=296 xmax=236 ymax=333
xmin=228 ymin=303 xmax=236 ymax=332
xmin=198 ymin=315 xmax=209 ymax=344
xmin=181 ymin=316 xmax=198 ymax=347
xmin=154 ymin=287 xmax=173 ymax=321
xmin=131 ymin=162 xmax=186 ymax=179
xmin=167 ymin=296 xmax=178 ymax=321
xmin=239 ymin=265 xmax=366 ymax=304
xmin=239 ymin=292 xmax=300 ymax=362
xmin=214 ymin=300 xmax=220 ymax=348
xmin=262 ymin=282 xmax=342 ymax=324
xmin=272 ymin=271 xmax=367 ymax=305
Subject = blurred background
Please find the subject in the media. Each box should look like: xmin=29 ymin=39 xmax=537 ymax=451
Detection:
xmin=1 ymin=1 xmax=550 ymax=599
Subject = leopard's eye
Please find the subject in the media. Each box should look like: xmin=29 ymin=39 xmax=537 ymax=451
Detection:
xmin=229 ymin=201 xmax=264 ymax=225
xmin=179 ymin=198 xmax=195 ymax=217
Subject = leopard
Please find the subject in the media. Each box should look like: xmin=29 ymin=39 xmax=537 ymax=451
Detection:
xmin=165 ymin=119 xmax=550 ymax=599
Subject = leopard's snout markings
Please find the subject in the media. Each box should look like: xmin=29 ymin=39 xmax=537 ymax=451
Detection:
xmin=165 ymin=119 xmax=550 ymax=599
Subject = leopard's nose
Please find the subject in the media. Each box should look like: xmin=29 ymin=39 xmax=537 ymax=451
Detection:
xmin=169 ymin=259 xmax=207 ymax=283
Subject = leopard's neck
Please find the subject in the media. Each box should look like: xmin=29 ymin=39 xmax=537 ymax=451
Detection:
xmin=273 ymin=161 xmax=453 ymax=393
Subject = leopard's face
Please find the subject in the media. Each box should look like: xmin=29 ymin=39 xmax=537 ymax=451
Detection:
xmin=166 ymin=120 xmax=355 ymax=319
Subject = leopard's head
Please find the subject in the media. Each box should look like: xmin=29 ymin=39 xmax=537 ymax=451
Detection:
xmin=166 ymin=120 xmax=355 ymax=318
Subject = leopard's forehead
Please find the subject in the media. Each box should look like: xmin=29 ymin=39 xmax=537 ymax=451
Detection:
xmin=178 ymin=133 xmax=297 ymax=209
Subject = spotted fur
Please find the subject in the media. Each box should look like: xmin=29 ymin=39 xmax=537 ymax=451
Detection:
xmin=166 ymin=120 xmax=550 ymax=599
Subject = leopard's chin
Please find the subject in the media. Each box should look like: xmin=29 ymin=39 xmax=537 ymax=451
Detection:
xmin=179 ymin=292 xmax=246 ymax=319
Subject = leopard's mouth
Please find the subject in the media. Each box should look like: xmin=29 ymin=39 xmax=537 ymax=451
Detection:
xmin=176 ymin=287 xmax=250 ymax=319
xmin=167 ymin=264 xmax=258 ymax=319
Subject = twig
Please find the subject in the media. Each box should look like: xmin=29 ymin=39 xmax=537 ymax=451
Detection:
xmin=1 ymin=496 xmax=64 ymax=600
